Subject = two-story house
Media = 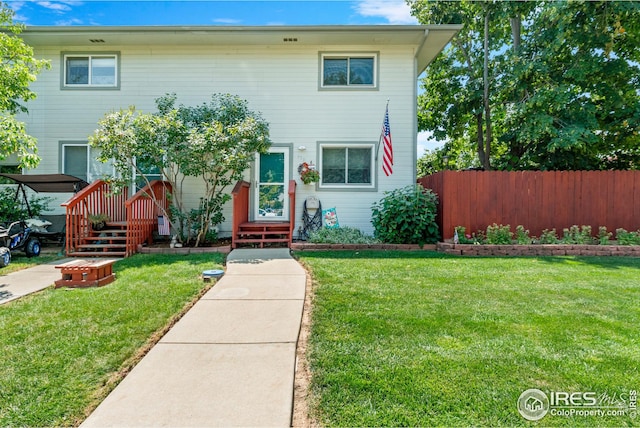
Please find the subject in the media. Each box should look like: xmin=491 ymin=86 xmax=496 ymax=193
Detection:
xmin=15 ymin=25 xmax=460 ymax=252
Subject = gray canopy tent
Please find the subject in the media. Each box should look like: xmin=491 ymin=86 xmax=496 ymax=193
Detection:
xmin=0 ymin=173 xmax=88 ymax=218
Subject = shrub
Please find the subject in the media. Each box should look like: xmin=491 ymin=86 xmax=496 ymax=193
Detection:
xmin=616 ymin=228 xmax=640 ymax=245
xmin=538 ymin=229 xmax=560 ymax=244
xmin=562 ymin=225 xmax=594 ymax=245
xmin=371 ymin=185 xmax=439 ymax=245
xmin=453 ymin=226 xmax=485 ymax=244
xmin=308 ymin=227 xmax=379 ymax=244
xmin=486 ymin=224 xmax=513 ymax=245
xmin=598 ymin=226 xmax=612 ymax=245
xmin=0 ymin=187 xmax=52 ymax=224
xmin=515 ymin=225 xmax=533 ymax=245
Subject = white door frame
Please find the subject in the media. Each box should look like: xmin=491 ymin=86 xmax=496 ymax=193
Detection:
xmin=254 ymin=147 xmax=290 ymax=221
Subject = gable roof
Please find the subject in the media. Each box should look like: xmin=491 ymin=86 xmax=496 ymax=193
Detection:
xmin=20 ymin=25 xmax=461 ymax=73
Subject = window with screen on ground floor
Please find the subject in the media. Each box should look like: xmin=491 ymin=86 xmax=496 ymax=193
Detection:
xmin=319 ymin=144 xmax=374 ymax=189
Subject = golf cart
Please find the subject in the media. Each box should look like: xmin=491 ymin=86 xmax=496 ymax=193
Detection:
xmin=0 ymin=220 xmax=41 ymax=267
xmin=0 ymin=173 xmax=88 ymax=268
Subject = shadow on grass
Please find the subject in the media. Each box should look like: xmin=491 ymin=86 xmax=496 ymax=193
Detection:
xmin=114 ymin=252 xmax=227 ymax=272
xmin=294 ymin=249 xmax=640 ymax=270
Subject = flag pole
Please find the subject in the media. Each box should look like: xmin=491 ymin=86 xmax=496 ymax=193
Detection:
xmin=375 ymin=99 xmax=390 ymax=161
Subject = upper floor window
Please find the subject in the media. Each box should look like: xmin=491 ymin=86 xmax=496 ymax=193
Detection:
xmin=320 ymin=53 xmax=377 ymax=89
xmin=63 ymin=53 xmax=119 ymax=88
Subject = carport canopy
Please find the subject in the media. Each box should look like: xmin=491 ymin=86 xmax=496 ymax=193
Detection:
xmin=0 ymin=174 xmax=88 ymax=193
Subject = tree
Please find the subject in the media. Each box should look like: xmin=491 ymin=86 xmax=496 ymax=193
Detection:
xmin=0 ymin=3 xmax=49 ymax=168
xmin=499 ymin=1 xmax=640 ymax=170
xmin=411 ymin=0 xmax=640 ymax=171
xmin=89 ymin=93 xmax=271 ymax=246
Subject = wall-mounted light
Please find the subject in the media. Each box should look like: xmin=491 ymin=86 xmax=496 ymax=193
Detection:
xmin=298 ymin=146 xmax=306 ymax=151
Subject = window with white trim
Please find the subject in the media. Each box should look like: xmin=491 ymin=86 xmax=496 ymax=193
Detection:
xmin=63 ymin=54 xmax=118 ymax=87
xmin=321 ymin=53 xmax=377 ymax=88
xmin=320 ymin=144 xmax=374 ymax=188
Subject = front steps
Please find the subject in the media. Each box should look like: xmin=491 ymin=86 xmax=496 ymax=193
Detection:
xmin=68 ymin=221 xmax=127 ymax=257
xmin=233 ymin=222 xmax=291 ymax=248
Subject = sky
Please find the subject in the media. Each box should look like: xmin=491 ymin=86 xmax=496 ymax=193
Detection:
xmin=7 ymin=0 xmax=440 ymax=154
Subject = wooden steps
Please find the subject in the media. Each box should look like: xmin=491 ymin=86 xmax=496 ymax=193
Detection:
xmin=69 ymin=221 xmax=127 ymax=257
xmin=234 ymin=221 xmax=291 ymax=248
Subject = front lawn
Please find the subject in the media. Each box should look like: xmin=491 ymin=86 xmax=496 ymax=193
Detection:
xmin=0 ymin=253 xmax=224 ymax=427
xmin=299 ymin=251 xmax=640 ymax=427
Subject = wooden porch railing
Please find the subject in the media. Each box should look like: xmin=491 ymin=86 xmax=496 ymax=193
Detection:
xmin=125 ymin=180 xmax=173 ymax=257
xmin=231 ymin=179 xmax=297 ymax=248
xmin=62 ymin=179 xmax=172 ymax=257
xmin=231 ymin=180 xmax=251 ymax=249
xmin=62 ymin=180 xmax=128 ymax=256
xmin=288 ymin=179 xmax=297 ymax=241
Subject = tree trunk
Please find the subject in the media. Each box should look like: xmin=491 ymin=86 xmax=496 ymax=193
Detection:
xmin=482 ymin=6 xmax=493 ymax=171
xmin=476 ymin=113 xmax=486 ymax=168
xmin=510 ymin=15 xmax=521 ymax=53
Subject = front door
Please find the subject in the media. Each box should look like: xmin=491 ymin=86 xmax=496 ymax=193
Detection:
xmin=255 ymin=147 xmax=289 ymax=220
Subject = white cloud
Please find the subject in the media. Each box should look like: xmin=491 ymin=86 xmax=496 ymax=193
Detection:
xmin=212 ymin=18 xmax=242 ymax=24
xmin=36 ymin=1 xmax=82 ymax=13
xmin=354 ymin=0 xmax=418 ymax=25
xmin=417 ymin=130 xmax=443 ymax=156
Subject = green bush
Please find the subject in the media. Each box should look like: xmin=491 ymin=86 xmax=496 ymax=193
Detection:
xmin=308 ymin=227 xmax=379 ymax=244
xmin=486 ymin=224 xmax=513 ymax=245
xmin=515 ymin=225 xmax=533 ymax=245
xmin=371 ymin=185 xmax=440 ymax=245
xmin=0 ymin=187 xmax=52 ymax=224
xmin=598 ymin=226 xmax=612 ymax=245
xmin=616 ymin=228 xmax=640 ymax=245
xmin=562 ymin=225 xmax=594 ymax=245
xmin=538 ymin=228 xmax=560 ymax=244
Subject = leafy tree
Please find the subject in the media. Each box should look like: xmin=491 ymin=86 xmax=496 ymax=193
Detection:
xmin=499 ymin=1 xmax=640 ymax=170
xmin=0 ymin=3 xmax=49 ymax=169
xmin=89 ymin=93 xmax=271 ymax=246
xmin=411 ymin=0 xmax=640 ymax=171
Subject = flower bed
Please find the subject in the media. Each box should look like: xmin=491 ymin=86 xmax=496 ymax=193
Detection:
xmin=438 ymin=242 xmax=640 ymax=257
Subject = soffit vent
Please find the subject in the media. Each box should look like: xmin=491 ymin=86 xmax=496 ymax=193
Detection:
xmin=90 ymin=39 xmax=106 ymax=43
xmin=283 ymin=38 xmax=298 ymax=42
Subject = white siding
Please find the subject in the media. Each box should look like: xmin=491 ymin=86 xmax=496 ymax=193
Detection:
xmin=21 ymin=42 xmax=419 ymax=236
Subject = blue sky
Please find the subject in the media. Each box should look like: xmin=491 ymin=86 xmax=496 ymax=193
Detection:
xmin=8 ymin=0 xmax=440 ymax=153
xmin=8 ymin=0 xmax=419 ymax=26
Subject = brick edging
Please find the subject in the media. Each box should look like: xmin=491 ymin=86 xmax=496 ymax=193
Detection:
xmin=137 ymin=244 xmax=232 ymax=255
xmin=437 ymin=242 xmax=640 ymax=257
xmin=291 ymin=243 xmax=437 ymax=251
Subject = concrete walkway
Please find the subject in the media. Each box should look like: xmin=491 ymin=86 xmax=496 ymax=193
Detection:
xmin=82 ymin=248 xmax=307 ymax=427
xmin=0 ymin=258 xmax=69 ymax=305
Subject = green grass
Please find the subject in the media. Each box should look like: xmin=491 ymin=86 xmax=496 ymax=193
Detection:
xmin=1 ymin=252 xmax=61 ymax=274
xmin=298 ymin=251 xmax=640 ymax=427
xmin=0 ymin=253 xmax=225 ymax=427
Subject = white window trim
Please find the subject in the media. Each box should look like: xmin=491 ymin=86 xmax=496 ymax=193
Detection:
xmin=319 ymin=52 xmax=379 ymax=90
xmin=62 ymin=52 xmax=120 ymax=89
xmin=318 ymin=142 xmax=376 ymax=190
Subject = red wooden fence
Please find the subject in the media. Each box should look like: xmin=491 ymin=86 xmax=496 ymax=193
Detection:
xmin=418 ymin=170 xmax=640 ymax=240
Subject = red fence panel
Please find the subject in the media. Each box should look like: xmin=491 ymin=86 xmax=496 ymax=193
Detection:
xmin=418 ymin=171 xmax=640 ymax=240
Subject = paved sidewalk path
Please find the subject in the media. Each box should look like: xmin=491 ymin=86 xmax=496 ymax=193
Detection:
xmin=82 ymin=248 xmax=306 ymax=427
xmin=0 ymin=258 xmax=70 ymax=305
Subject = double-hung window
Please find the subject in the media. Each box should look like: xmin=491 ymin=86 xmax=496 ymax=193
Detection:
xmin=61 ymin=142 xmax=113 ymax=183
xmin=320 ymin=144 xmax=375 ymax=189
xmin=63 ymin=53 xmax=119 ymax=88
xmin=320 ymin=53 xmax=377 ymax=89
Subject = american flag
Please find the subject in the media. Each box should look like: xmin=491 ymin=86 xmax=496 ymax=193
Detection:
xmin=381 ymin=105 xmax=393 ymax=176
xmin=158 ymin=215 xmax=170 ymax=236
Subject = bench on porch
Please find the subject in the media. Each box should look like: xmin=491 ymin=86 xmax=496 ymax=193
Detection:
xmin=54 ymin=259 xmax=116 ymax=288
